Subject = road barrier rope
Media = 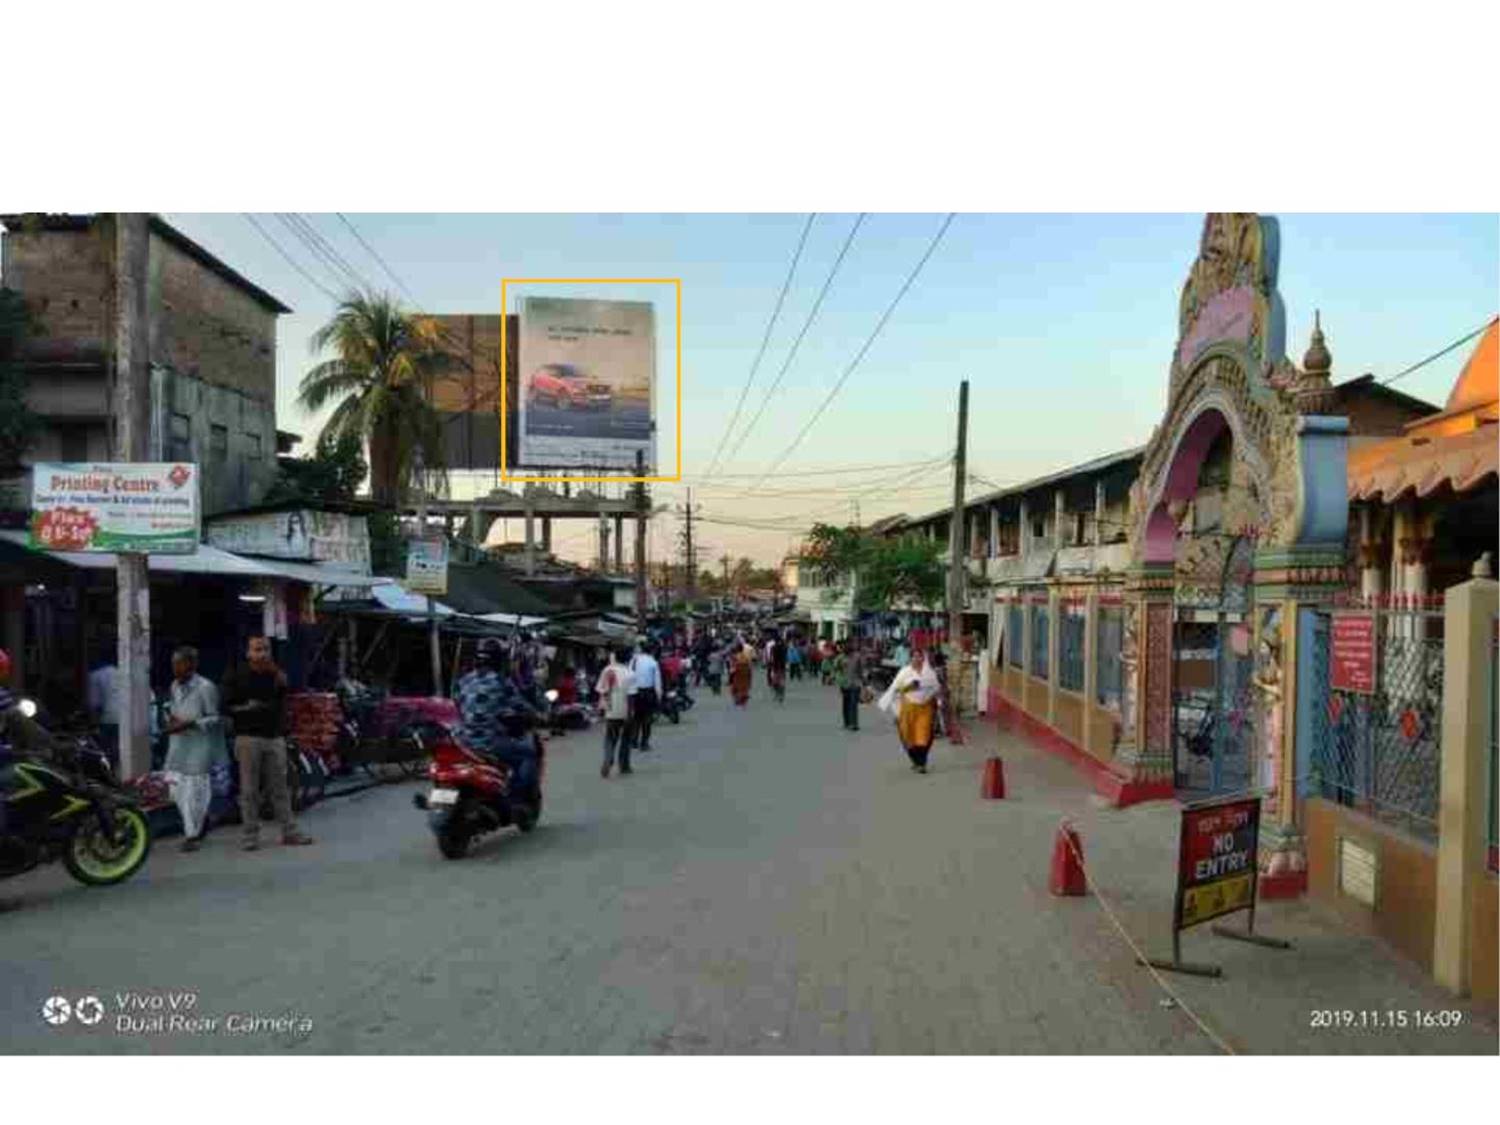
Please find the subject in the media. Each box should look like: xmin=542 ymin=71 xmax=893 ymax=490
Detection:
xmin=1055 ymin=821 xmax=1237 ymax=1056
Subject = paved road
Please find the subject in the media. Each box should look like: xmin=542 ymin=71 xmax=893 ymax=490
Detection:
xmin=2 ymin=678 xmax=1495 ymax=1054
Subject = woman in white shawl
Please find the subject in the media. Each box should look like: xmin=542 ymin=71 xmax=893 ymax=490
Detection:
xmin=878 ymin=649 xmax=941 ymax=773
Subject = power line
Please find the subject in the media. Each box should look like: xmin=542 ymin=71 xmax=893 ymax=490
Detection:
xmin=242 ymin=214 xmax=338 ymax=302
xmin=337 ymin=213 xmax=418 ymax=302
xmin=702 ymin=214 xmax=816 ymax=479
xmin=1380 ymin=317 xmax=1496 ymax=386
xmin=751 ymin=213 xmax=957 ymax=490
xmin=275 ymin=213 xmax=362 ymax=293
xmin=682 ymin=455 xmax=947 ymax=482
xmin=721 ymin=213 xmax=867 ymax=466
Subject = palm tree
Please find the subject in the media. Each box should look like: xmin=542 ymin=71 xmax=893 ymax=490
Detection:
xmin=297 ymin=291 xmax=450 ymax=507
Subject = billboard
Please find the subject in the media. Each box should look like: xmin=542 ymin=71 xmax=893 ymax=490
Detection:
xmin=516 ymin=297 xmax=655 ymax=471
xmin=29 ymin=462 xmax=201 ymax=554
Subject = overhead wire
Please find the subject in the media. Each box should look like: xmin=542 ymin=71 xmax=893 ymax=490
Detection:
xmin=1379 ymin=317 xmax=1496 ymax=386
xmin=702 ymin=214 xmax=817 ymax=480
xmin=720 ymin=213 xmax=867 ymax=467
xmin=751 ymin=213 xmax=957 ymax=490
xmin=242 ymin=214 xmax=338 ymax=302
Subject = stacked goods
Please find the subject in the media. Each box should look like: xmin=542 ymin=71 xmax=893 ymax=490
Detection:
xmin=286 ymin=692 xmax=343 ymax=772
xmin=375 ymin=696 xmax=459 ymax=736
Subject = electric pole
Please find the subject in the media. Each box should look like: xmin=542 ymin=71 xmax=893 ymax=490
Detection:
xmin=114 ymin=213 xmax=152 ymax=781
xmin=947 ymin=379 xmax=969 ymax=661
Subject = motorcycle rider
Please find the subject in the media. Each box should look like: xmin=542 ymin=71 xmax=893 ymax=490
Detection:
xmin=454 ymin=639 xmax=540 ymax=796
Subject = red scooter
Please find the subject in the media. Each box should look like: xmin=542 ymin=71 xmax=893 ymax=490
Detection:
xmin=410 ymin=711 xmax=547 ymax=860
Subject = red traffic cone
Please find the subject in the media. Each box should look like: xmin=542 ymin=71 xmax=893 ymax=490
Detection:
xmin=980 ymin=756 xmax=1006 ymax=799
xmin=1049 ymin=821 xmax=1087 ymax=896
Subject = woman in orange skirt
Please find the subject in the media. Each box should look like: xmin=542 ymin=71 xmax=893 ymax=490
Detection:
xmin=877 ymin=649 xmax=940 ymax=773
xmin=729 ymin=639 xmax=754 ymax=707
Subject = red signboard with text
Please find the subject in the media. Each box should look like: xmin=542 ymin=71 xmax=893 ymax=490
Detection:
xmin=1174 ymin=796 xmax=1261 ymax=931
xmin=1330 ymin=613 xmax=1376 ymax=695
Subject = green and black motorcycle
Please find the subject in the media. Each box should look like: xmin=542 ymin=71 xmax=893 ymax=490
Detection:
xmin=1 ymin=701 xmax=153 ymax=887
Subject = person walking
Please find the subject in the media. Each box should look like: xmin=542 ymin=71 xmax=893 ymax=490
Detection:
xmin=86 ymin=646 xmax=121 ymax=769
xmin=839 ymin=641 xmax=866 ymax=732
xmin=595 ymin=647 xmax=635 ymax=778
xmin=629 ymin=641 xmax=662 ymax=753
xmin=787 ymin=639 xmax=803 ymax=682
xmin=767 ymin=634 xmax=788 ymax=704
xmin=222 ymin=636 xmax=313 ymax=851
xmin=878 ymin=648 xmax=940 ymax=773
xmin=729 ymin=636 xmax=754 ymax=707
xmin=705 ymin=642 xmax=725 ymax=695
xmin=161 ymin=646 xmax=225 ymax=852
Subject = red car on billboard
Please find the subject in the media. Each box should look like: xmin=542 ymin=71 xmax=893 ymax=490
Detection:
xmin=528 ymin=364 xmax=613 ymax=411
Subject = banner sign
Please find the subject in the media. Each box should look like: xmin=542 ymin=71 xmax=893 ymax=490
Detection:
xmin=29 ymin=462 xmax=200 ymax=554
xmin=404 ymin=537 xmax=449 ymax=596
xmin=1330 ymin=612 xmax=1377 ymax=695
xmin=516 ymin=296 xmax=656 ymax=471
xmin=1174 ymin=795 xmax=1261 ymax=931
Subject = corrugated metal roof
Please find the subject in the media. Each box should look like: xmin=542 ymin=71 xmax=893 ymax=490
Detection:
xmin=902 ymin=445 xmax=1146 ymax=528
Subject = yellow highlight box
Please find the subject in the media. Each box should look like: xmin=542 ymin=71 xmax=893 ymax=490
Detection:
xmin=500 ymin=278 xmax=682 ymax=484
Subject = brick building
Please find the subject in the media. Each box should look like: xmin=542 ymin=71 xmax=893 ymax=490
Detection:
xmin=0 ymin=212 xmax=292 ymax=515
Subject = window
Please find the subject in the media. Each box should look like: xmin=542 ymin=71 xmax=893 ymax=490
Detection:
xmin=998 ymin=521 xmax=1020 ymax=557
xmin=246 ymin=431 xmax=263 ymax=460
xmin=1097 ymin=605 xmax=1123 ymax=708
xmin=1074 ymin=512 xmax=1087 ymax=546
xmin=1007 ymin=604 xmax=1024 ymax=668
xmin=210 ymin=424 xmax=228 ymax=462
xmin=58 ymin=424 xmax=90 ymax=463
xmin=1059 ymin=601 xmax=1086 ymax=692
xmin=1033 ymin=517 xmax=1047 ymax=541
xmin=168 ymin=412 xmax=192 ymax=461
xmin=1030 ymin=601 xmax=1050 ymax=681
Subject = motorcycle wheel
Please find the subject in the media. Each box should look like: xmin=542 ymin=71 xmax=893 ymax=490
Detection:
xmin=62 ymin=806 xmax=152 ymax=886
xmin=437 ymin=824 xmax=471 ymax=859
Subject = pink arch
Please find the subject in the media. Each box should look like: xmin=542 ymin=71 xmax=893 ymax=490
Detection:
xmin=1143 ymin=407 xmax=1232 ymax=564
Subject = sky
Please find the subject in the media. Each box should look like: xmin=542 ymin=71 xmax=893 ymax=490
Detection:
xmin=158 ymin=212 xmax=1499 ymax=570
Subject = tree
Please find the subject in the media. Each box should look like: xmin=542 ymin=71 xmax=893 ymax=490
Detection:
xmin=265 ymin=427 xmax=368 ymax=505
xmin=297 ymin=291 xmax=451 ymax=507
xmin=803 ymin=522 xmax=945 ymax=612
xmin=0 ymin=289 xmax=39 ymax=471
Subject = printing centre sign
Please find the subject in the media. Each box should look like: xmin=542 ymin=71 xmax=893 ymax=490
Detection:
xmin=1174 ymin=795 xmax=1261 ymax=931
xmin=29 ymin=463 xmax=201 ymax=554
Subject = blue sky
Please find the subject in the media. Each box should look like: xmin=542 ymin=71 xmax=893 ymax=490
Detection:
xmin=162 ymin=213 xmax=1498 ymax=566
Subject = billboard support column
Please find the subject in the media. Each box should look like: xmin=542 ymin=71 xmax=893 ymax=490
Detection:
xmin=634 ymin=450 xmax=648 ymax=627
xmin=523 ymin=498 xmax=536 ymax=577
xmin=113 ymin=212 xmax=152 ymax=782
xmin=615 ymin=515 xmax=624 ymax=572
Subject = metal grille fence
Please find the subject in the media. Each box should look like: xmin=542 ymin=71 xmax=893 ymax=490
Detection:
xmin=1312 ymin=605 xmax=1446 ymax=844
xmin=1488 ymin=614 xmax=1497 ymax=873
xmin=1059 ymin=601 xmax=1086 ymax=692
xmin=1097 ymin=605 xmax=1123 ymax=708
xmin=1031 ymin=602 xmax=1049 ymax=681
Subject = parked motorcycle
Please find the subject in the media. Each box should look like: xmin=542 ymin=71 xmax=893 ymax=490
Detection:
xmin=542 ymin=688 xmax=593 ymax=734
xmin=411 ymin=713 xmax=546 ymax=860
xmin=1 ymin=699 xmax=153 ymax=887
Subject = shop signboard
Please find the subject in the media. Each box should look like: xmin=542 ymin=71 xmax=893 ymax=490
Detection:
xmin=28 ymin=462 xmax=200 ymax=554
xmin=516 ymin=296 xmax=656 ymax=471
xmin=1330 ymin=612 xmax=1376 ymax=695
xmin=404 ymin=537 xmax=449 ymax=596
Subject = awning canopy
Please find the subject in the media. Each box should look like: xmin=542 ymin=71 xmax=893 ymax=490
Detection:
xmin=1348 ymin=423 xmax=1498 ymax=502
xmin=0 ymin=531 xmax=378 ymax=585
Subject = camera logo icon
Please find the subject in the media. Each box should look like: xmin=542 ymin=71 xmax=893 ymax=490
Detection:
xmin=76 ymin=996 xmax=106 ymax=1026
xmin=41 ymin=996 xmax=71 ymax=1026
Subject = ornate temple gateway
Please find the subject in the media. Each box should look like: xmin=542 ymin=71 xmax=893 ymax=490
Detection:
xmin=1117 ymin=212 xmax=1354 ymax=896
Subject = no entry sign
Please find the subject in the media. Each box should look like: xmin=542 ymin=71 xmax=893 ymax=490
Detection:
xmin=1175 ymin=795 xmax=1261 ymax=931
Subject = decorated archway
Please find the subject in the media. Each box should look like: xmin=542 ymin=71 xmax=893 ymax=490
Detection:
xmin=1117 ymin=214 xmax=1352 ymax=893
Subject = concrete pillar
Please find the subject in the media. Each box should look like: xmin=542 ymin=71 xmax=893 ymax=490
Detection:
xmin=1082 ymin=589 xmax=1099 ymax=754
xmin=541 ymin=516 xmax=552 ymax=555
xmin=1433 ymin=577 xmax=1499 ymax=995
xmin=989 ymin=505 xmax=999 ymax=559
xmin=1046 ymin=585 xmax=1060 ymax=725
xmin=1054 ymin=490 xmax=1066 ymax=550
xmin=1018 ymin=499 xmax=1030 ymax=559
xmin=1094 ymin=480 xmax=1106 ymax=548
xmin=523 ymin=502 xmax=536 ymax=577
xmin=1358 ymin=505 xmax=1384 ymax=600
xmin=614 ymin=515 xmax=624 ymax=571
xmin=598 ymin=517 xmax=610 ymax=571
